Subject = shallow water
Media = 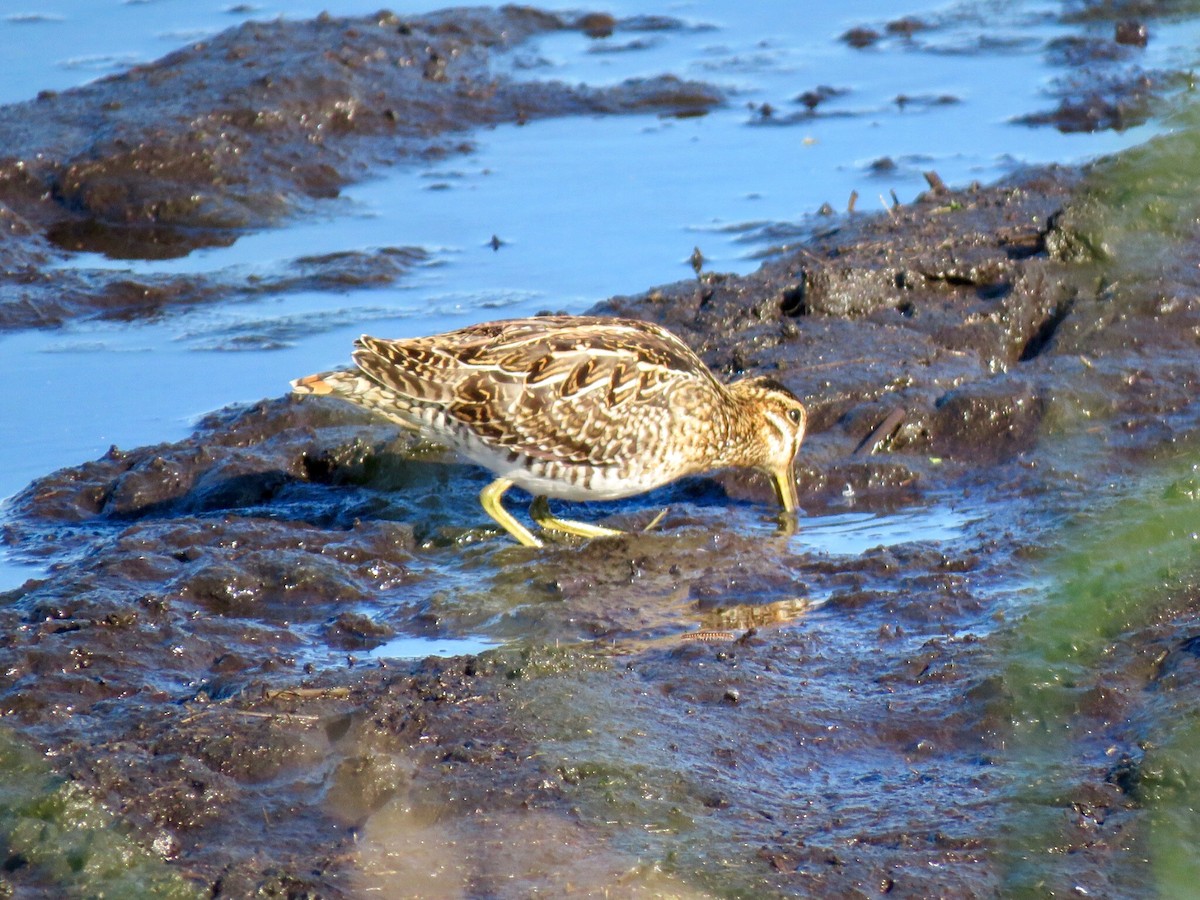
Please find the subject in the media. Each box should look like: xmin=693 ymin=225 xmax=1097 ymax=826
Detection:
xmin=275 ymin=499 xmax=991 ymax=666
xmin=366 ymin=633 xmax=498 ymax=660
xmin=791 ymin=503 xmax=975 ymax=557
xmin=0 ymin=0 xmax=1189 ymax=546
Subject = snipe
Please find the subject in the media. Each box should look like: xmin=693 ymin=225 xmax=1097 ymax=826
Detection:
xmin=292 ymin=315 xmax=807 ymax=547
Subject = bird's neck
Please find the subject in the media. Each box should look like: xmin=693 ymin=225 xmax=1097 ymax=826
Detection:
xmin=707 ymin=387 xmax=765 ymax=470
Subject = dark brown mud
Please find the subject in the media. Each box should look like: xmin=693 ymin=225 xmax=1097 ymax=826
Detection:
xmin=0 ymin=7 xmax=720 ymax=330
xmin=6 ymin=4 xmax=1200 ymax=899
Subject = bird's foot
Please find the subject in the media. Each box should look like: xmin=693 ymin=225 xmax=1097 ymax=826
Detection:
xmin=530 ymin=495 xmax=624 ymax=540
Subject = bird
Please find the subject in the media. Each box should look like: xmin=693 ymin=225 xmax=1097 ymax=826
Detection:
xmin=291 ymin=315 xmax=807 ymax=547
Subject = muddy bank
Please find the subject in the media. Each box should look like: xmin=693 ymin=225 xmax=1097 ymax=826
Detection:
xmin=0 ymin=7 xmax=719 ymax=329
xmin=4 ymin=156 xmax=1200 ymax=895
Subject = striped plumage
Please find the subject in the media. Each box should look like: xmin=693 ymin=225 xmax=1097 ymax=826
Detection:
xmin=292 ymin=315 xmax=807 ymax=547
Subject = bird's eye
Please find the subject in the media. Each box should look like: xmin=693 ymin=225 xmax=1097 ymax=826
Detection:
xmin=787 ymin=408 xmax=803 ymax=425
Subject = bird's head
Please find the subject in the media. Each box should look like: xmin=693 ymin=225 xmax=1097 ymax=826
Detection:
xmin=726 ymin=376 xmax=808 ymax=512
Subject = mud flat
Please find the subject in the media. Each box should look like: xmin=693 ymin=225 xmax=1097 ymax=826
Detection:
xmin=4 ymin=4 xmax=1200 ymax=898
xmin=0 ymin=7 xmax=717 ymax=329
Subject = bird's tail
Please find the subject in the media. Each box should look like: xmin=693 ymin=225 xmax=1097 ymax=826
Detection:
xmin=290 ymin=371 xmax=340 ymax=395
xmin=290 ymin=369 xmax=422 ymax=432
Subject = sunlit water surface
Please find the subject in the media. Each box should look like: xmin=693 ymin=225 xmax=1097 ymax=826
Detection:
xmin=275 ymin=499 xmax=982 ymax=663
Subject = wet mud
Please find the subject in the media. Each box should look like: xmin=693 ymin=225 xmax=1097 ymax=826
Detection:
xmin=5 ymin=4 xmax=1200 ymax=899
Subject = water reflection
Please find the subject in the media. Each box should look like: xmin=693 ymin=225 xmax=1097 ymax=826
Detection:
xmin=791 ymin=505 xmax=973 ymax=557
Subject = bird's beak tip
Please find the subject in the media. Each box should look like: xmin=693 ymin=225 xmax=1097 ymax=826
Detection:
xmin=772 ymin=467 xmax=799 ymax=514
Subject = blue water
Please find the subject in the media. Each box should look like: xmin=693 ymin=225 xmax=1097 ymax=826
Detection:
xmin=367 ymin=634 xmax=498 ymax=660
xmin=790 ymin=505 xmax=975 ymax=558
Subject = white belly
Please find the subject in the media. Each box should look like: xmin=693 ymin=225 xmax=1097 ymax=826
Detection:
xmin=502 ymin=464 xmax=668 ymax=501
xmin=454 ymin=440 xmax=674 ymax=501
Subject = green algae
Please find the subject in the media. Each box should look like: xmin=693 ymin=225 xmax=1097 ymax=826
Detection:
xmin=0 ymin=728 xmax=201 ymax=899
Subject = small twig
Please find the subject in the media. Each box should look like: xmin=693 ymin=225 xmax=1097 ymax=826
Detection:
xmin=853 ymin=407 xmax=907 ymax=456
xmin=643 ymin=507 xmax=669 ymax=532
xmin=179 ymin=706 xmax=324 ymax=724
xmin=234 ymin=709 xmax=322 ymax=722
xmin=262 ymin=686 xmax=351 ymax=701
xmin=680 ymin=630 xmax=737 ymax=643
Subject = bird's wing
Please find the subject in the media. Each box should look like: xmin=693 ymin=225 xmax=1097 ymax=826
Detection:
xmin=351 ymin=317 xmax=724 ymax=466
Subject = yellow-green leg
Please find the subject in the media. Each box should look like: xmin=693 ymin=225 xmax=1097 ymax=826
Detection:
xmin=529 ymin=495 xmax=624 ymax=540
xmin=480 ymin=478 xmax=542 ymax=548
xmin=643 ymin=507 xmax=669 ymax=532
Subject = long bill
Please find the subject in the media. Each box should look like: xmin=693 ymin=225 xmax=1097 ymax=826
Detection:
xmin=770 ymin=464 xmax=799 ymax=514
